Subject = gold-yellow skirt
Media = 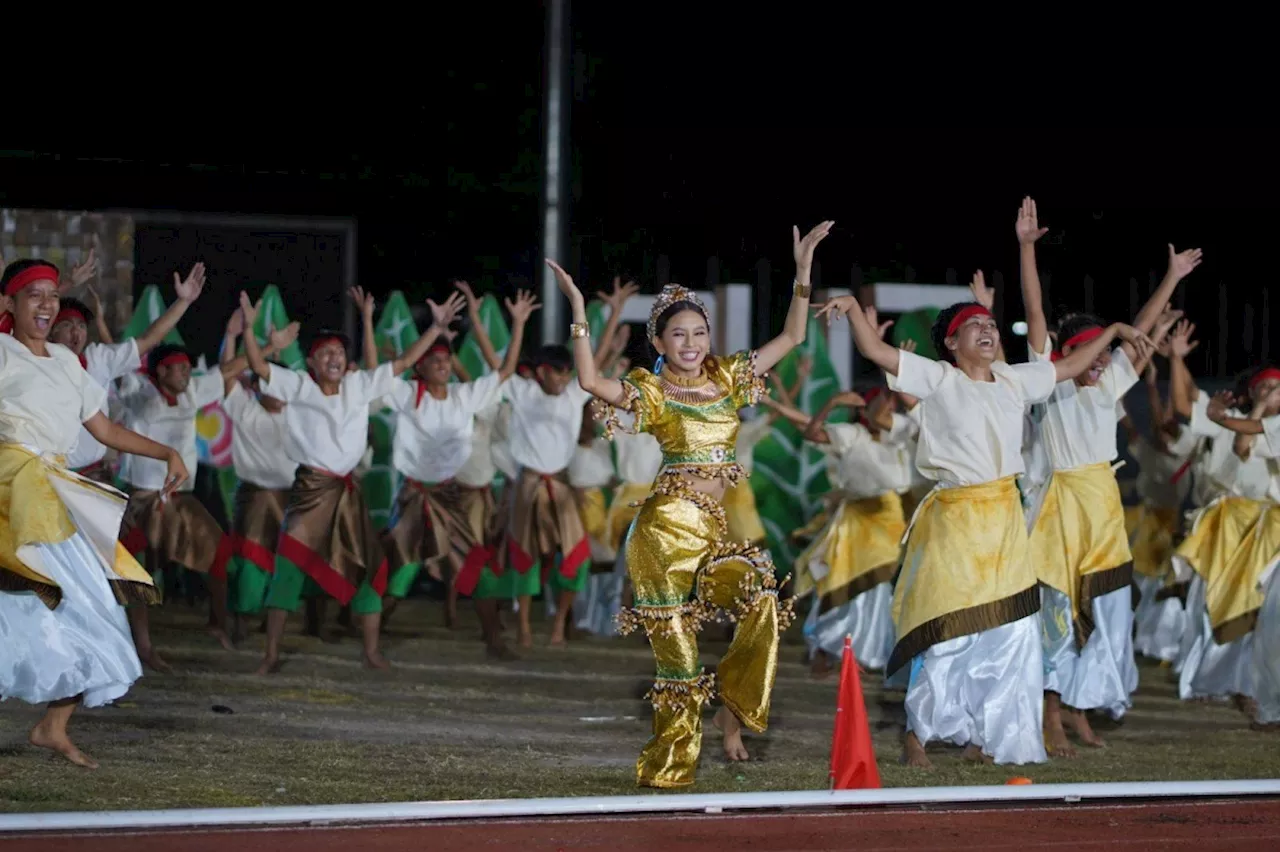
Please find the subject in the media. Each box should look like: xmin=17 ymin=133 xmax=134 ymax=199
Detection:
xmin=1130 ymin=504 xmax=1180 ymax=580
xmin=1178 ymin=498 xmax=1275 ymax=644
xmin=1028 ymin=462 xmax=1133 ymax=648
xmin=794 ymin=491 xmax=904 ymax=609
xmin=888 ymin=476 xmax=1039 ymax=676
xmin=0 ymin=444 xmax=156 ymax=609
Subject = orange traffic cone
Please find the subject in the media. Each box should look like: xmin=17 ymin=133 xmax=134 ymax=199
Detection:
xmin=829 ymin=634 xmax=881 ymax=789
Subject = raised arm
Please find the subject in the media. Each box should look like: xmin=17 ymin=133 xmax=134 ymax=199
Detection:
xmin=760 ymin=394 xmax=813 ymax=431
xmin=237 ymin=292 xmax=271 ymax=381
xmin=220 ymin=308 xmax=245 ymax=394
xmin=135 ymin=263 xmax=206 ymax=357
xmin=394 ymin=293 xmax=466 ymax=375
xmin=801 ymin=390 xmax=865 ymax=444
xmin=1134 ymin=245 xmax=1203 ymax=338
xmin=1167 ymin=320 xmax=1200 ymax=419
xmin=349 ymin=286 xmax=378 ymax=370
xmin=969 ymin=271 xmax=1006 ymax=362
xmin=1131 ymin=308 xmax=1183 ymax=377
xmin=1015 ymin=197 xmax=1051 ymax=355
xmin=815 ymin=294 xmax=901 ymax=376
xmin=546 ymin=259 xmax=625 ymax=404
xmin=455 ymin=280 xmax=501 ymax=372
xmin=452 ymin=355 xmax=472 ymax=383
xmin=85 ymin=283 xmax=115 ymax=345
xmin=593 ymin=278 xmax=640 ymax=371
xmin=1055 ymin=323 xmax=1153 ymax=384
xmin=499 ymin=290 xmax=540 ymax=380
xmin=754 ymin=221 xmax=834 ymax=374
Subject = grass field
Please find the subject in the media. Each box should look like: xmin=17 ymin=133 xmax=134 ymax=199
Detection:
xmin=2 ymin=599 xmax=1276 ymax=814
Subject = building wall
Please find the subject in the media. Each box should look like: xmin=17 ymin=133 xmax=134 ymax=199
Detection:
xmin=1 ymin=208 xmax=135 ymax=333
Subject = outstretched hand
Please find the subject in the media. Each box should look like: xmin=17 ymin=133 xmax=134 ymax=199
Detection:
xmin=70 ymin=247 xmax=100 ymax=289
xmin=1015 ymin=196 xmax=1049 ymax=245
xmin=865 ymin=305 xmax=894 ymax=339
xmin=504 ymin=289 xmax=542 ymax=324
xmin=269 ymin=321 xmax=301 ymax=352
xmin=969 ymin=270 xmax=995 ymax=311
xmin=1169 ymin=319 xmax=1199 ymax=358
xmin=348 ymin=286 xmax=375 ymax=317
xmin=813 ymin=295 xmax=860 ymax=323
xmin=427 ymin=291 xmax=467 ymax=330
xmin=597 ymin=276 xmax=640 ymax=311
xmin=1206 ymin=390 xmax=1233 ymax=423
xmin=1167 ymin=244 xmax=1204 ymax=281
xmin=238 ymin=291 xmax=258 ymax=325
xmin=794 ymin=221 xmax=835 ymax=271
xmin=545 ymin=259 xmax=585 ymax=307
xmin=174 ymin=262 xmax=208 ymax=303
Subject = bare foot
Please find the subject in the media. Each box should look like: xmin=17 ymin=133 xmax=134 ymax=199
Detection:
xmin=548 ymin=626 xmax=567 ymax=647
xmin=962 ymin=744 xmax=995 ymax=764
xmin=1065 ymin=709 xmax=1106 ymax=748
xmin=486 ymin=643 xmax=519 ymax=661
xmin=1043 ymin=697 xmax=1077 ymax=759
xmin=518 ymin=627 xmax=534 ymax=649
xmin=810 ymin=651 xmax=832 ymax=680
xmin=29 ymin=723 xmax=98 ymax=769
xmin=254 ymin=655 xmax=281 ymax=676
xmin=901 ymin=732 xmax=933 ymax=769
xmin=1250 ymin=721 xmax=1280 ymax=733
xmin=712 ymin=706 xmax=750 ymax=761
xmin=1234 ymin=694 xmax=1259 ymax=719
xmin=363 ymin=651 xmax=391 ymax=670
xmin=138 ymin=648 xmax=173 ymax=674
xmin=210 ymin=628 xmax=235 ymax=652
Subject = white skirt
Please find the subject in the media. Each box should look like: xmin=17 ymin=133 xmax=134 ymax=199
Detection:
xmin=1041 ymin=585 xmax=1138 ymax=718
xmin=1133 ymin=574 xmax=1188 ymax=662
xmin=0 ymin=531 xmax=142 ymax=708
xmin=905 ymin=613 xmax=1047 ymax=765
xmin=803 ymin=581 xmax=894 ymax=670
xmin=1252 ymin=568 xmax=1280 ymax=725
xmin=574 ymin=565 xmax=626 ymax=637
xmin=1178 ymin=576 xmax=1255 ymax=701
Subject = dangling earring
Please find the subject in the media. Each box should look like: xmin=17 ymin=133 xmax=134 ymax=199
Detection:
xmin=653 ymin=354 xmax=665 ymax=373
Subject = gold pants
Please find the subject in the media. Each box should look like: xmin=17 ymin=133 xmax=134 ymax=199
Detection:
xmin=617 ymin=476 xmax=793 ymax=788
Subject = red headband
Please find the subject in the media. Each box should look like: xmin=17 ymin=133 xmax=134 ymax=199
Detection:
xmin=1249 ymin=367 xmax=1280 ymax=390
xmin=863 ymin=387 xmax=885 ymax=406
xmin=3 ymin=264 xmax=59 ymax=297
xmin=309 ymin=335 xmax=345 ymax=357
xmin=1050 ymin=326 xmax=1104 ymax=362
xmin=420 ymin=341 xmax=451 ymax=360
xmin=54 ymin=307 xmax=86 ymax=327
xmin=945 ymin=305 xmax=992 ymax=338
xmin=156 ymin=352 xmax=191 ymax=369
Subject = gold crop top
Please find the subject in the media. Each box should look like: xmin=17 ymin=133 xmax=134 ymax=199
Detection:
xmin=595 ymin=350 xmax=765 ymax=484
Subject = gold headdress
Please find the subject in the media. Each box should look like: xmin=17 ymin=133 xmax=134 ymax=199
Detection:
xmin=647 ymin=284 xmax=708 ymax=342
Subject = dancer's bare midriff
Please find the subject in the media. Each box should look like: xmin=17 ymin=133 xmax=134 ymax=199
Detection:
xmin=679 ymin=472 xmax=728 ymax=502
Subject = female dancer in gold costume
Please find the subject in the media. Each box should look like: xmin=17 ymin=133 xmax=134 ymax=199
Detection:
xmin=546 ymin=220 xmax=832 ymax=788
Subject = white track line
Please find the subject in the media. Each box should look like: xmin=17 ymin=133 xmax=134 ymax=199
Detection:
xmin=4 ymin=780 xmax=1280 ymax=834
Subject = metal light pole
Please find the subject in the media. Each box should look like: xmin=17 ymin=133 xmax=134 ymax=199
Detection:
xmin=540 ymin=0 xmax=570 ymax=345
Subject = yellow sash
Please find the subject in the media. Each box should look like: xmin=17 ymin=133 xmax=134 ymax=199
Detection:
xmin=887 ymin=476 xmax=1039 ymax=675
xmin=794 ymin=491 xmax=903 ymax=600
xmin=0 ymin=444 xmax=154 ymax=609
xmin=1028 ymin=462 xmax=1133 ymax=646
xmin=1205 ymin=502 xmax=1276 ymax=643
xmin=1130 ymin=505 xmax=1180 ymax=579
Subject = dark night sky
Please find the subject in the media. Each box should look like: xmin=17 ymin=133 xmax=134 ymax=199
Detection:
xmin=0 ymin=10 xmax=1274 ymax=381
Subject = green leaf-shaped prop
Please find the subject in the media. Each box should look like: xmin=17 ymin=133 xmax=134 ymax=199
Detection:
xmin=457 ymin=295 xmax=512 ymax=380
xmin=122 ymin=285 xmax=183 ymax=346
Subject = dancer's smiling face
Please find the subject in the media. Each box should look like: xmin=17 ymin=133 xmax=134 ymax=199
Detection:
xmin=415 ymin=349 xmax=452 ymax=389
xmin=11 ymin=279 xmax=61 ymax=343
xmin=50 ymin=313 xmax=88 ymax=354
xmin=653 ymin=306 xmax=710 ymax=376
xmin=308 ymin=340 xmax=348 ymax=385
xmin=946 ymin=313 xmax=1000 ymax=366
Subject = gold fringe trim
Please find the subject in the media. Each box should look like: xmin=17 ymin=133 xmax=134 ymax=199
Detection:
xmin=886 ymin=584 xmax=1041 ymax=677
xmin=615 ymin=599 xmax=717 ymax=638
xmin=738 ymin=350 xmax=766 ymax=406
xmin=706 ymin=541 xmax=797 ymax=631
xmin=1075 ymin=561 xmax=1135 ymax=649
xmin=0 ymin=569 xmax=60 ymax=610
xmin=109 ymin=578 xmax=163 ymax=607
xmin=644 ymin=671 xmax=717 ymax=709
xmin=651 ymin=473 xmax=728 ymax=535
xmin=817 ymin=563 xmax=897 ymax=616
xmin=1213 ymin=608 xmax=1260 ymax=645
xmin=593 ymin=382 xmax=642 ymax=439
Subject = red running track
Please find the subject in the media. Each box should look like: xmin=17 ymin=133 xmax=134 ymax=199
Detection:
xmin=7 ymin=798 xmax=1280 ymax=852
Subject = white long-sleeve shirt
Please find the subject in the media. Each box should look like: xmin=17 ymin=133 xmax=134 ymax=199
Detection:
xmin=118 ymin=370 xmax=223 ymax=492
xmin=67 ymin=340 xmax=141 ymax=469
